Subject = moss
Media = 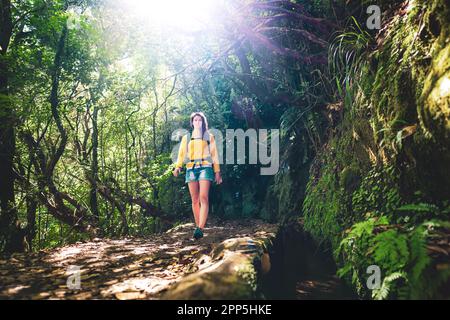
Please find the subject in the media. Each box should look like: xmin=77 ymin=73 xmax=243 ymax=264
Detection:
xmin=340 ymin=166 xmax=361 ymax=193
xmin=303 ymin=140 xmax=346 ymax=247
xmin=420 ymin=45 xmax=450 ymax=141
xmin=302 ymin=0 xmax=450 ymax=299
xmin=234 ymin=260 xmax=259 ymax=293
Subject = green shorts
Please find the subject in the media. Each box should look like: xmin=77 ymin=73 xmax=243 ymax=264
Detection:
xmin=185 ymin=166 xmax=215 ymax=183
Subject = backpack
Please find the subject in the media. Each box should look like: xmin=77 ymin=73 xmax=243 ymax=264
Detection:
xmin=184 ymin=134 xmax=212 ymax=166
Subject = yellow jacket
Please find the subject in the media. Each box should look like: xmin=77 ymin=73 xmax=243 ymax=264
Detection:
xmin=175 ymin=133 xmax=220 ymax=173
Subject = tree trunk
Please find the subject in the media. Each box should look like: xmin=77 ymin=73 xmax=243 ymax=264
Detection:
xmin=0 ymin=0 xmax=23 ymax=254
xmin=16 ymin=21 xmax=99 ymax=238
xmin=25 ymin=196 xmax=37 ymax=252
xmin=90 ymin=104 xmax=99 ymax=221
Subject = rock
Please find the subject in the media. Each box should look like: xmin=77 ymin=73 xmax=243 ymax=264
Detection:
xmin=115 ymin=292 xmax=146 ymax=300
xmin=421 ymin=44 xmax=450 ymax=142
xmin=161 ymin=235 xmax=275 ymax=300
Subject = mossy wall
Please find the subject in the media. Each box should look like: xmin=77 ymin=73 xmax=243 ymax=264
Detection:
xmin=302 ymin=0 xmax=450 ymax=299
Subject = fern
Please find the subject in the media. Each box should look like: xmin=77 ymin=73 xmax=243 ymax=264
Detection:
xmin=408 ymin=221 xmax=450 ymax=299
xmin=372 ymin=272 xmax=407 ymax=300
xmin=409 ymin=224 xmax=430 ymax=284
xmin=396 ymin=203 xmax=439 ymax=213
xmin=336 ymin=216 xmax=389 ymax=257
xmin=372 ymin=230 xmax=409 ymax=273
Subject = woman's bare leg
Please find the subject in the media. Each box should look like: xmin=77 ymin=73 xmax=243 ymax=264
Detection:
xmin=198 ymin=180 xmax=211 ymax=229
xmin=188 ymin=181 xmax=200 ymax=226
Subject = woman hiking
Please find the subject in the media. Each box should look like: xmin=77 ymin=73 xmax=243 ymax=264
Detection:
xmin=173 ymin=112 xmax=222 ymax=239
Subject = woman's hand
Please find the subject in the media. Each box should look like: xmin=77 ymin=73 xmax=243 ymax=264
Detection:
xmin=215 ymin=172 xmax=222 ymax=185
xmin=173 ymin=167 xmax=181 ymax=177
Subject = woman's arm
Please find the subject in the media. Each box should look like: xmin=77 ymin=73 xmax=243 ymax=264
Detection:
xmin=209 ymin=135 xmax=223 ymax=184
xmin=209 ymin=134 xmax=220 ymax=173
xmin=175 ymin=135 xmax=187 ymax=169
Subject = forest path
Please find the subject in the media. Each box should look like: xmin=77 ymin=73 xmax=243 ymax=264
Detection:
xmin=0 ymin=219 xmax=277 ymax=300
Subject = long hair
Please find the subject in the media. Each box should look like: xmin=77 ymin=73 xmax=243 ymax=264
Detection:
xmin=189 ymin=112 xmax=210 ymax=141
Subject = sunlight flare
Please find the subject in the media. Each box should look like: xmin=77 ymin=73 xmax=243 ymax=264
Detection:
xmin=124 ymin=0 xmax=217 ymax=32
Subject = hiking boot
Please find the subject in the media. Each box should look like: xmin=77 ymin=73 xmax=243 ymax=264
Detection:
xmin=193 ymin=227 xmax=204 ymax=239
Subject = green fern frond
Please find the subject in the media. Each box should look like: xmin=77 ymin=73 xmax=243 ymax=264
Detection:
xmin=372 ymin=230 xmax=409 ymax=272
xmin=372 ymin=272 xmax=407 ymax=300
xmin=409 ymin=225 xmax=430 ymax=283
xmin=397 ymin=203 xmax=439 ymax=213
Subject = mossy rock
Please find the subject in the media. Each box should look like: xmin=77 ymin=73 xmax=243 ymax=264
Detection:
xmin=161 ymin=237 xmax=272 ymax=299
xmin=161 ymin=252 xmax=257 ymax=299
xmin=418 ymin=0 xmax=450 ymax=143
xmin=420 ymin=45 xmax=450 ymax=142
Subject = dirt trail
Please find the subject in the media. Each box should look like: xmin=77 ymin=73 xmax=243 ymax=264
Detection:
xmin=0 ymin=219 xmax=277 ymax=300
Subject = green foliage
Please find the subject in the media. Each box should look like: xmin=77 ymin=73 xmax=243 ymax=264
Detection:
xmin=372 ymin=272 xmax=407 ymax=300
xmin=303 ymin=167 xmax=343 ymax=247
xmin=409 ymin=224 xmax=430 ymax=285
xmin=394 ymin=202 xmax=450 ymax=225
xmin=329 ymin=16 xmax=372 ymax=101
xmin=137 ymin=216 xmax=163 ymax=235
xmin=372 ymin=230 xmax=409 ymax=273
xmin=154 ymin=158 xmax=191 ymax=220
xmin=352 ymin=166 xmax=402 ymax=220
xmin=301 ymin=0 xmax=450 ymax=301
xmin=335 ymin=217 xmax=389 ymax=296
xmin=336 ymin=218 xmax=450 ymax=299
xmin=3 ymin=0 xmax=449 ymax=302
